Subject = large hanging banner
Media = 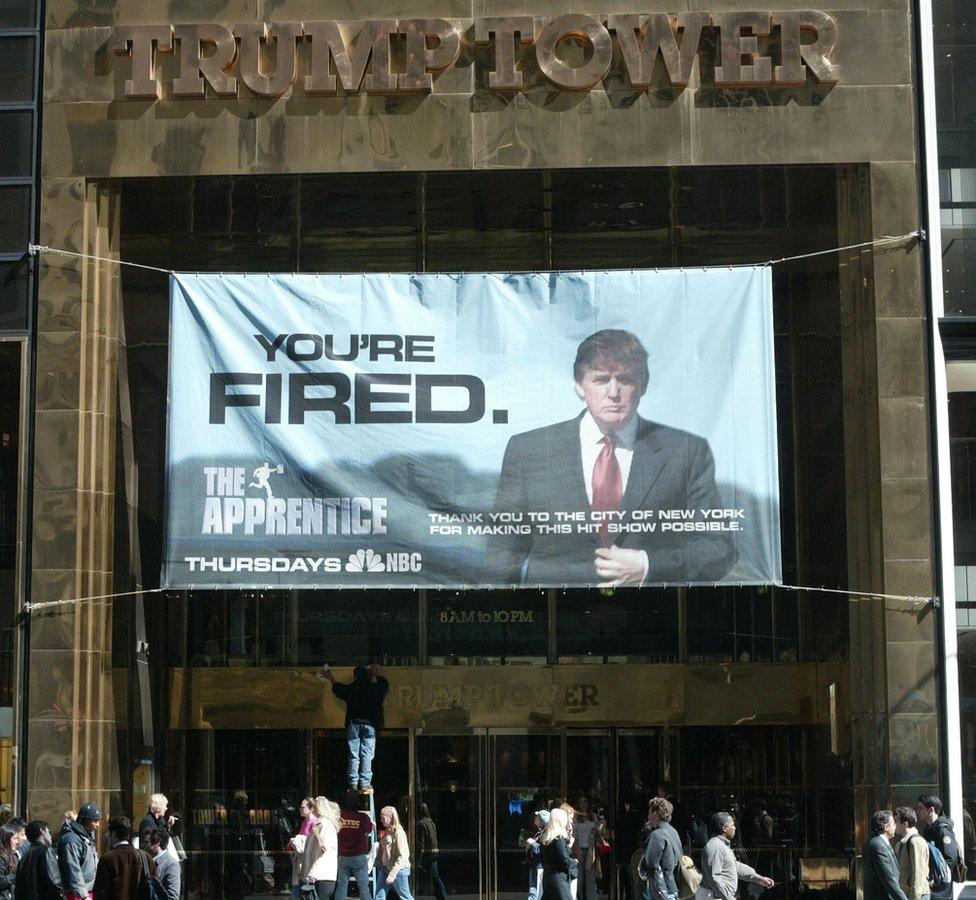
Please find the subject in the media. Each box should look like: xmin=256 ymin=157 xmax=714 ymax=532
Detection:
xmin=163 ymin=268 xmax=780 ymax=589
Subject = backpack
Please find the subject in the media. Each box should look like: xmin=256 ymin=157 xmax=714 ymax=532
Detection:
xmin=927 ymin=840 xmax=952 ymax=893
xmin=136 ymin=851 xmax=166 ymax=900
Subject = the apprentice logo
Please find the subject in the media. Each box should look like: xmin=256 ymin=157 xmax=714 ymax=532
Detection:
xmin=200 ymin=465 xmax=388 ymax=536
xmin=209 ymin=332 xmax=508 ymax=426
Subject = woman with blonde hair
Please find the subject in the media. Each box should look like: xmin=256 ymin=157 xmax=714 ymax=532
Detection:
xmin=559 ymin=803 xmax=581 ymax=899
xmin=540 ymin=808 xmax=576 ymax=900
xmin=302 ymin=796 xmax=341 ymax=900
xmin=289 ymin=798 xmax=320 ymax=900
xmin=374 ymin=806 xmax=413 ymax=900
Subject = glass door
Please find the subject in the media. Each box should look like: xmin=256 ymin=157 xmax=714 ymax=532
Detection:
xmin=414 ymin=728 xmax=612 ymax=900
xmin=566 ymin=731 xmax=612 ymax=900
xmin=415 ymin=732 xmax=485 ymax=900
xmin=489 ymin=731 xmax=561 ymax=900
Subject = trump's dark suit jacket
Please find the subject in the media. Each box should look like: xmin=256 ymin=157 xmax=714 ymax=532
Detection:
xmin=487 ymin=413 xmax=737 ymax=586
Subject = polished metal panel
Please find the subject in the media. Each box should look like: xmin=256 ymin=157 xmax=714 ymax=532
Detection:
xmin=165 ymin=662 xmax=847 ymax=730
xmin=534 ymin=14 xmax=613 ymax=91
xmin=172 ymin=24 xmax=238 ymax=98
xmin=303 ymin=19 xmax=398 ymax=94
xmin=474 ymin=16 xmax=534 ymax=90
xmin=799 ymin=9 xmax=840 ymax=83
xmin=399 ymin=18 xmax=462 ymax=91
xmin=234 ymin=22 xmax=302 ymax=98
xmin=607 ymin=13 xmax=708 ymax=90
xmin=113 ymin=25 xmax=173 ymax=99
xmin=771 ymin=12 xmax=806 ymax=85
xmin=713 ymin=12 xmax=773 ymax=86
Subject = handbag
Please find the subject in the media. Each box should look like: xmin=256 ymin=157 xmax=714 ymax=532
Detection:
xmin=253 ymin=831 xmax=276 ymax=877
xmin=677 ymin=855 xmax=703 ymax=900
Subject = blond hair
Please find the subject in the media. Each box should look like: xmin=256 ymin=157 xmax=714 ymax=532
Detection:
xmin=541 ymin=807 xmax=570 ymax=845
xmin=150 ymin=794 xmax=168 ymax=811
xmin=379 ymin=806 xmax=402 ymax=831
xmin=312 ymin=796 xmax=341 ymax=831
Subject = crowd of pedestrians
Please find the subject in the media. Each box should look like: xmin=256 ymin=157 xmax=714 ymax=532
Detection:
xmin=862 ymin=796 xmax=965 ymax=900
xmin=527 ymin=795 xmax=772 ymax=900
xmin=0 ymin=794 xmax=184 ymax=900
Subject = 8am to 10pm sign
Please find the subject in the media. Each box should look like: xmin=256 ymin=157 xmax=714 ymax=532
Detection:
xmin=163 ymin=268 xmax=781 ymax=589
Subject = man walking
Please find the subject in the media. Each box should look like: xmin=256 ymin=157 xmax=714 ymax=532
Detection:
xmin=917 ymin=795 xmax=961 ymax=900
xmin=699 ymin=813 xmax=774 ymax=900
xmin=16 ymin=822 xmax=61 ymax=900
xmin=57 ymin=804 xmax=101 ymax=900
xmin=319 ymin=662 xmax=389 ymax=792
xmin=863 ymin=811 xmax=909 ymax=900
xmin=335 ymin=792 xmax=372 ymax=900
xmin=93 ymin=818 xmax=154 ymax=900
xmin=894 ymin=808 xmax=929 ymax=900
xmin=144 ymin=829 xmax=179 ymax=900
xmin=641 ymin=798 xmax=682 ymax=900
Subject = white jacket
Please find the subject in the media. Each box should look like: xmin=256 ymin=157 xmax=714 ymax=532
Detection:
xmin=302 ymin=820 xmax=338 ymax=882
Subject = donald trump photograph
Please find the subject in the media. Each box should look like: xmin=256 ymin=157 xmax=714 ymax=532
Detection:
xmin=489 ymin=328 xmax=737 ymax=587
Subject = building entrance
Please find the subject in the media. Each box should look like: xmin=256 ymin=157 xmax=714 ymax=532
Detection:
xmin=414 ymin=729 xmax=612 ymax=900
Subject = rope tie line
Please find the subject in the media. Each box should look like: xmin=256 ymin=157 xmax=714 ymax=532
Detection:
xmin=21 ymin=582 xmax=937 ymax=615
xmin=27 ymin=230 xmax=922 ymax=277
xmin=24 ymin=587 xmax=168 ymax=613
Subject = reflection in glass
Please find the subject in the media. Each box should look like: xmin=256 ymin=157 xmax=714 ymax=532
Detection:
xmin=493 ymin=734 xmax=559 ymax=900
xmin=557 ymin=588 xmax=678 ymax=662
xmin=427 ymin=590 xmax=548 ymax=663
xmin=416 ymin=735 xmax=481 ymax=900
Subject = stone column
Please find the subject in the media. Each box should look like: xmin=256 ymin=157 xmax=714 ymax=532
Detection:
xmin=28 ymin=178 xmax=122 ymax=824
xmin=838 ymin=162 xmax=941 ymax=846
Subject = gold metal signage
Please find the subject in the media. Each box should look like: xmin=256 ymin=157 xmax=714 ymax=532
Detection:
xmin=112 ymin=13 xmax=839 ymax=100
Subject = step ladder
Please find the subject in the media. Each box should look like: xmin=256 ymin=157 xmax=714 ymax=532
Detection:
xmin=358 ymin=787 xmax=378 ymax=899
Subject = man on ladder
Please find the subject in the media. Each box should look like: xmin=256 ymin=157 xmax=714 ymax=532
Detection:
xmin=318 ymin=662 xmax=389 ymax=794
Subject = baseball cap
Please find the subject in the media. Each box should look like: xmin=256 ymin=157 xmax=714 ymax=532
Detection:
xmin=77 ymin=803 xmax=102 ymax=822
xmin=537 ymin=809 xmax=551 ymax=824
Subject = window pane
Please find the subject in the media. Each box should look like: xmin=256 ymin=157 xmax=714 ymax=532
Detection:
xmin=0 ymin=259 xmax=27 ymax=330
xmin=0 ymin=187 xmax=30 ymax=255
xmin=427 ymin=589 xmax=548 ymax=662
xmin=296 ymin=591 xmax=418 ymax=665
xmin=557 ymin=587 xmax=678 ymax=662
xmin=0 ymin=111 xmax=31 ymax=177
xmin=0 ymin=37 xmax=35 ymax=103
xmin=686 ymin=587 xmax=734 ymax=661
xmin=0 ymin=0 xmax=35 ymax=29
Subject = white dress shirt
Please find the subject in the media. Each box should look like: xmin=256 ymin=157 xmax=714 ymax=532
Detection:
xmin=579 ymin=411 xmax=648 ymax=581
xmin=579 ymin=411 xmax=639 ymax=504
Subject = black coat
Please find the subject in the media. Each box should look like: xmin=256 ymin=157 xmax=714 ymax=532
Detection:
xmin=332 ymin=676 xmax=389 ymax=729
xmin=0 ymin=854 xmax=16 ymax=900
xmin=541 ymin=838 xmax=577 ymax=900
xmin=924 ymin=816 xmax=960 ymax=900
xmin=137 ymin=814 xmax=166 ymax=844
xmin=15 ymin=844 xmax=62 ymax=900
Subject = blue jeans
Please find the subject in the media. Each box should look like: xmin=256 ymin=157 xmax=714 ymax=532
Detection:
xmin=643 ymin=882 xmax=677 ymax=900
xmin=528 ymin=864 xmax=543 ymax=900
xmin=335 ymin=854 xmax=370 ymax=900
xmin=374 ymin=866 xmax=413 ymax=900
xmin=347 ymin=721 xmax=376 ymax=788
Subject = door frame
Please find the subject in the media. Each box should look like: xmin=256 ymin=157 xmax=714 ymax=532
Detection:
xmin=413 ymin=726 xmax=616 ymax=900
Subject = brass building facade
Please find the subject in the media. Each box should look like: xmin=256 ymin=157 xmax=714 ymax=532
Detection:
xmin=8 ymin=0 xmax=960 ymax=897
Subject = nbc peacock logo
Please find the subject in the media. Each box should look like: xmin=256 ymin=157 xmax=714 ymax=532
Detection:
xmin=345 ymin=548 xmax=385 ymax=574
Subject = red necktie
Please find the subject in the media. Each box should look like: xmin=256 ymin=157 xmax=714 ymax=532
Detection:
xmin=591 ymin=434 xmax=622 ymax=547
